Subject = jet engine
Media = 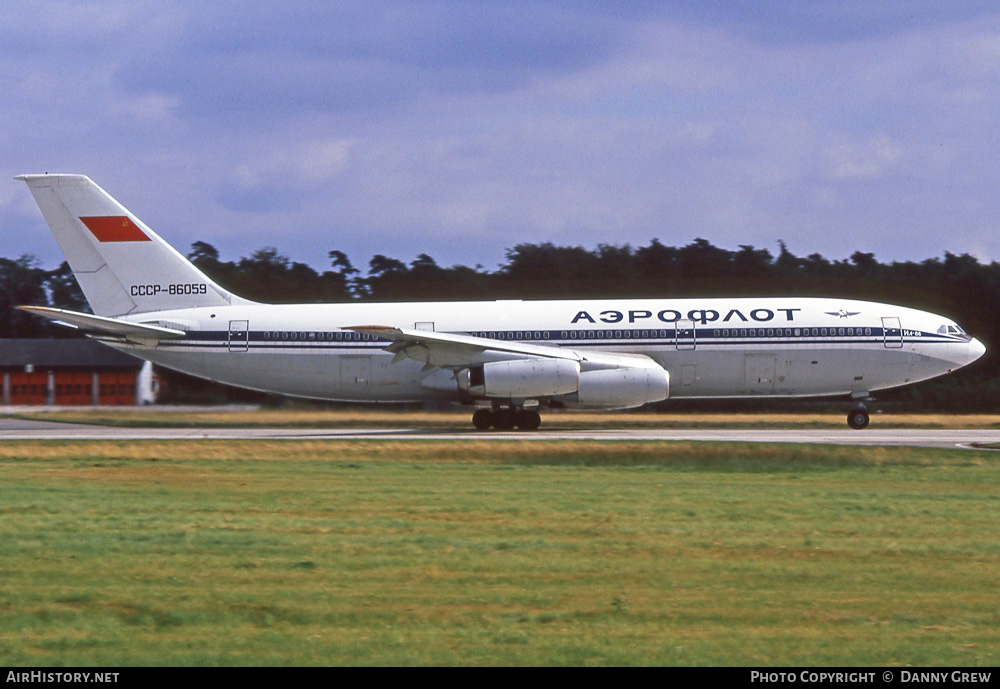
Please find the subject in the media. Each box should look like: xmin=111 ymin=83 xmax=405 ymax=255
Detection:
xmin=457 ymin=358 xmax=580 ymax=398
xmin=575 ymin=367 xmax=669 ymax=408
xmin=454 ymin=357 xmax=669 ymax=409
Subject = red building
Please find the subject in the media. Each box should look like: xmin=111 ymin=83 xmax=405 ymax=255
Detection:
xmin=1 ymin=339 xmax=154 ymax=406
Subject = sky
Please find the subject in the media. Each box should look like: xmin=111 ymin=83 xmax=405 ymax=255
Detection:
xmin=3 ymin=1 xmax=1000 ymax=274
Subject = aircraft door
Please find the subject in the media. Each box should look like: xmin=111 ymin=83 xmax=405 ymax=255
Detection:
xmin=228 ymin=320 xmax=249 ymax=352
xmin=882 ymin=317 xmax=903 ymax=349
xmin=744 ymin=355 xmax=776 ymax=395
xmin=340 ymin=356 xmax=372 ymax=389
xmin=681 ymin=365 xmax=697 ymax=389
xmin=675 ymin=319 xmax=696 ymax=350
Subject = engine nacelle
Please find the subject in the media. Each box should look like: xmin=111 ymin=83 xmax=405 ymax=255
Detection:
xmin=458 ymin=358 xmax=580 ymax=398
xmin=576 ymin=367 xmax=670 ymax=409
xmin=455 ymin=357 xmax=669 ymax=409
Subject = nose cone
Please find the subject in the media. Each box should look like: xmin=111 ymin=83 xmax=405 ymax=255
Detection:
xmin=968 ymin=337 xmax=987 ymax=366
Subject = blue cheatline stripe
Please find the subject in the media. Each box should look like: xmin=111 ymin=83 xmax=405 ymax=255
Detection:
xmin=152 ymin=327 xmax=961 ymax=352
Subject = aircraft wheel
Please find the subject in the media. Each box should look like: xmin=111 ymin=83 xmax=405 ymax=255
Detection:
xmin=492 ymin=409 xmax=517 ymax=431
xmin=847 ymin=408 xmax=870 ymax=430
xmin=515 ymin=409 xmax=541 ymax=431
xmin=472 ymin=409 xmax=493 ymax=430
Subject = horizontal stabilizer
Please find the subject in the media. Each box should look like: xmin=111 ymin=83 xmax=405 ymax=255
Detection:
xmin=18 ymin=305 xmax=187 ymax=339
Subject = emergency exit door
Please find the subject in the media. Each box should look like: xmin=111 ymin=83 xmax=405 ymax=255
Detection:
xmin=675 ymin=319 xmax=696 ymax=350
xmin=882 ymin=317 xmax=903 ymax=348
xmin=228 ymin=320 xmax=249 ymax=352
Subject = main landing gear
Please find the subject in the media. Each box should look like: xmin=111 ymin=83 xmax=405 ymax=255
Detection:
xmin=472 ymin=407 xmax=541 ymax=431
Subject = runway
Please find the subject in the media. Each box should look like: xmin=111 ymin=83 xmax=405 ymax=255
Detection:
xmin=2 ymin=417 xmax=998 ymax=449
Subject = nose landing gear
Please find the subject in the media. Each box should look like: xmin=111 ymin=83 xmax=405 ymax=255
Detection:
xmin=847 ymin=405 xmax=870 ymax=430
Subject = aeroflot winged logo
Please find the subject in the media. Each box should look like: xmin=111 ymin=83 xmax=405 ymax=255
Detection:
xmin=826 ymin=309 xmax=861 ymax=318
xmin=79 ymin=216 xmax=151 ymax=242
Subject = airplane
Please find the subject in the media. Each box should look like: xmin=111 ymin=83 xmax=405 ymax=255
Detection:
xmin=15 ymin=173 xmax=986 ymax=430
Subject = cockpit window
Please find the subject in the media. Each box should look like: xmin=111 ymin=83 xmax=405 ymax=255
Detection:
xmin=938 ymin=324 xmax=971 ymax=340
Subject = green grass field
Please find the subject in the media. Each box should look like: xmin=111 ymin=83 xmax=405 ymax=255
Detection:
xmin=0 ymin=435 xmax=997 ymax=666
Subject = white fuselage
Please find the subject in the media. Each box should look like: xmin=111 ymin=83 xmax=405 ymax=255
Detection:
xmin=106 ymin=296 xmax=985 ymax=404
xmin=16 ymin=173 xmax=985 ymax=423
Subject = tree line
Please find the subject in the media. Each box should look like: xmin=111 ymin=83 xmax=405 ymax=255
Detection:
xmin=3 ymin=238 xmax=997 ymax=409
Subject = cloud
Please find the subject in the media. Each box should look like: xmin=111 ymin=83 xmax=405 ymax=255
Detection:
xmin=4 ymin=2 xmax=1000 ymax=271
xmin=827 ymin=134 xmax=903 ymax=180
xmin=219 ymin=137 xmax=358 ymax=212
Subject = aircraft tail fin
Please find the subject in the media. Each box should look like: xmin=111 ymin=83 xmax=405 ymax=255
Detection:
xmin=16 ymin=174 xmax=244 ymax=316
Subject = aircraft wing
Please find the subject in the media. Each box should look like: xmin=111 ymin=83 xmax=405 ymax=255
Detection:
xmin=18 ymin=306 xmax=187 ymax=339
xmin=346 ymin=325 xmax=583 ymax=369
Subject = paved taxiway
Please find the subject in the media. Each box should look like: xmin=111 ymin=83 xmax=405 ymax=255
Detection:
xmin=1 ymin=417 xmax=997 ymax=449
